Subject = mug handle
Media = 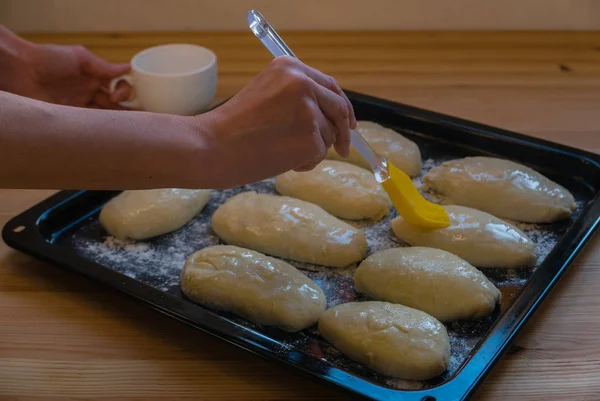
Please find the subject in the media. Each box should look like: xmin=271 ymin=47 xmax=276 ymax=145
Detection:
xmin=108 ymin=74 xmax=141 ymax=109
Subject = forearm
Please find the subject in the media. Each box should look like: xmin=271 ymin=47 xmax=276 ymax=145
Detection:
xmin=0 ymin=91 xmax=219 ymax=190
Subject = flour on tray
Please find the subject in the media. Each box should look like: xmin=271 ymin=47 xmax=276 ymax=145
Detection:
xmin=67 ymin=147 xmax=585 ymax=391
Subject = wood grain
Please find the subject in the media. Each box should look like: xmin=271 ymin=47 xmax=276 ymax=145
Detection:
xmin=2 ymin=31 xmax=600 ymax=401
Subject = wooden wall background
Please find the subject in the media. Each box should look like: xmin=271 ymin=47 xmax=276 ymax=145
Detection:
xmin=2 ymin=0 xmax=600 ymax=33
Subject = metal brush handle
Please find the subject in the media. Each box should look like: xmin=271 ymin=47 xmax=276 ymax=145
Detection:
xmin=246 ymin=10 xmax=389 ymax=182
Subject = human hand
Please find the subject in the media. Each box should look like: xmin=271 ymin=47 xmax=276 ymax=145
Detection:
xmin=201 ymin=56 xmax=356 ymax=188
xmin=15 ymin=42 xmax=131 ymax=108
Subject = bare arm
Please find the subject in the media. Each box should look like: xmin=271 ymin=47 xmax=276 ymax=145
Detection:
xmin=0 ymin=26 xmax=355 ymax=191
xmin=0 ymin=56 xmax=356 ymax=191
xmin=0 ymin=90 xmax=219 ymax=190
xmin=0 ymin=26 xmax=216 ymax=190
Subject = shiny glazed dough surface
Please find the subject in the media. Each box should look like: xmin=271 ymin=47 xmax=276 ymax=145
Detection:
xmin=325 ymin=120 xmax=422 ymax=177
xmin=318 ymin=301 xmax=450 ymax=380
xmin=354 ymin=247 xmax=501 ymax=322
xmin=181 ymin=245 xmax=326 ymax=332
xmin=391 ymin=205 xmax=538 ymax=268
xmin=424 ymin=156 xmax=576 ymax=223
xmin=275 ymin=160 xmax=391 ymax=220
xmin=211 ymin=191 xmax=368 ymax=267
xmin=99 ymin=188 xmax=211 ymax=240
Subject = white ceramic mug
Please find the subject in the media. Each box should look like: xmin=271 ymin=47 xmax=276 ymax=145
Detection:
xmin=109 ymin=44 xmax=217 ymax=115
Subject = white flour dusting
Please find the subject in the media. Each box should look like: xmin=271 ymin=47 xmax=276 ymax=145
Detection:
xmin=67 ymin=146 xmax=588 ymax=391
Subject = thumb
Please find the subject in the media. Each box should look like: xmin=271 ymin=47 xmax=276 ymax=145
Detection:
xmin=79 ymin=48 xmax=130 ymax=78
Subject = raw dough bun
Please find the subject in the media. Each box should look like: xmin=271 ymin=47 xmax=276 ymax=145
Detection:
xmin=325 ymin=121 xmax=422 ymax=177
xmin=354 ymin=247 xmax=501 ymax=322
xmin=275 ymin=160 xmax=391 ymax=220
xmin=318 ymin=301 xmax=450 ymax=380
xmin=212 ymin=192 xmax=367 ymax=267
xmin=424 ymin=156 xmax=576 ymax=223
xmin=181 ymin=245 xmax=326 ymax=332
xmin=99 ymin=189 xmax=211 ymax=240
xmin=391 ymin=205 xmax=537 ymax=268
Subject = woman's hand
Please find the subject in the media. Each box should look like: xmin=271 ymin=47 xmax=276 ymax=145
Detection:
xmin=0 ymin=25 xmax=131 ymax=108
xmin=19 ymin=43 xmax=132 ymax=108
xmin=0 ymin=26 xmax=358 ymax=191
xmin=201 ymin=56 xmax=357 ymax=188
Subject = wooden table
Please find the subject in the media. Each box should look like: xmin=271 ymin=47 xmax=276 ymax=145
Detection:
xmin=2 ymin=31 xmax=600 ymax=400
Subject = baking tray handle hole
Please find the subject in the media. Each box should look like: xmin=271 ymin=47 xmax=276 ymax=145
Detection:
xmin=421 ymin=397 xmax=436 ymax=401
xmin=12 ymin=225 xmax=26 ymax=233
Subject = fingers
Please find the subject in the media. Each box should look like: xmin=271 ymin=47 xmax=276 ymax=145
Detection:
xmin=271 ymin=57 xmax=356 ymax=129
xmin=109 ymin=80 xmax=132 ymax=103
xmin=311 ymin=101 xmax=337 ymax=150
xmin=264 ymin=57 xmax=355 ymax=171
xmin=312 ymin=83 xmax=351 ymax=157
xmin=294 ymin=159 xmax=322 ymax=172
xmin=76 ymin=45 xmax=130 ymax=78
xmin=291 ymin=60 xmax=357 ymax=129
xmin=295 ymin=136 xmax=327 ymax=172
xmin=273 ymin=57 xmax=353 ymax=157
xmin=294 ymin=110 xmax=334 ymax=172
xmin=333 ymin=129 xmax=351 ymax=159
xmin=91 ymin=91 xmax=125 ymax=110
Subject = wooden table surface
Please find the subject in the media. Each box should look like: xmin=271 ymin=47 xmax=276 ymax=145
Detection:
xmin=2 ymin=31 xmax=600 ymax=400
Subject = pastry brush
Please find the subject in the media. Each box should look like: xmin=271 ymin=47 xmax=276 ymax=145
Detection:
xmin=246 ymin=10 xmax=450 ymax=228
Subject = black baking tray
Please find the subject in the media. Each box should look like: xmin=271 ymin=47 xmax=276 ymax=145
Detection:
xmin=4 ymin=90 xmax=600 ymax=401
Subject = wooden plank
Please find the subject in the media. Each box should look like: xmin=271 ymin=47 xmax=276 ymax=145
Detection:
xmin=20 ymin=31 xmax=600 ymax=48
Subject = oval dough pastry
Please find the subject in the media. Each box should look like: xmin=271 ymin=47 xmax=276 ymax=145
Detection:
xmin=212 ymin=192 xmax=367 ymax=267
xmin=391 ymin=205 xmax=537 ymax=268
xmin=354 ymin=247 xmax=501 ymax=322
xmin=99 ymin=189 xmax=211 ymax=240
xmin=181 ymin=245 xmax=326 ymax=332
xmin=326 ymin=121 xmax=422 ymax=177
xmin=275 ymin=160 xmax=391 ymax=221
xmin=318 ymin=301 xmax=450 ymax=380
xmin=424 ymin=156 xmax=576 ymax=223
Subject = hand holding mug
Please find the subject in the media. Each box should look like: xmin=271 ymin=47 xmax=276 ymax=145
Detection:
xmin=109 ymin=44 xmax=217 ymax=115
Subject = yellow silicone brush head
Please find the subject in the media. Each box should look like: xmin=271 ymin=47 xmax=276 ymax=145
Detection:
xmin=381 ymin=161 xmax=450 ymax=228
